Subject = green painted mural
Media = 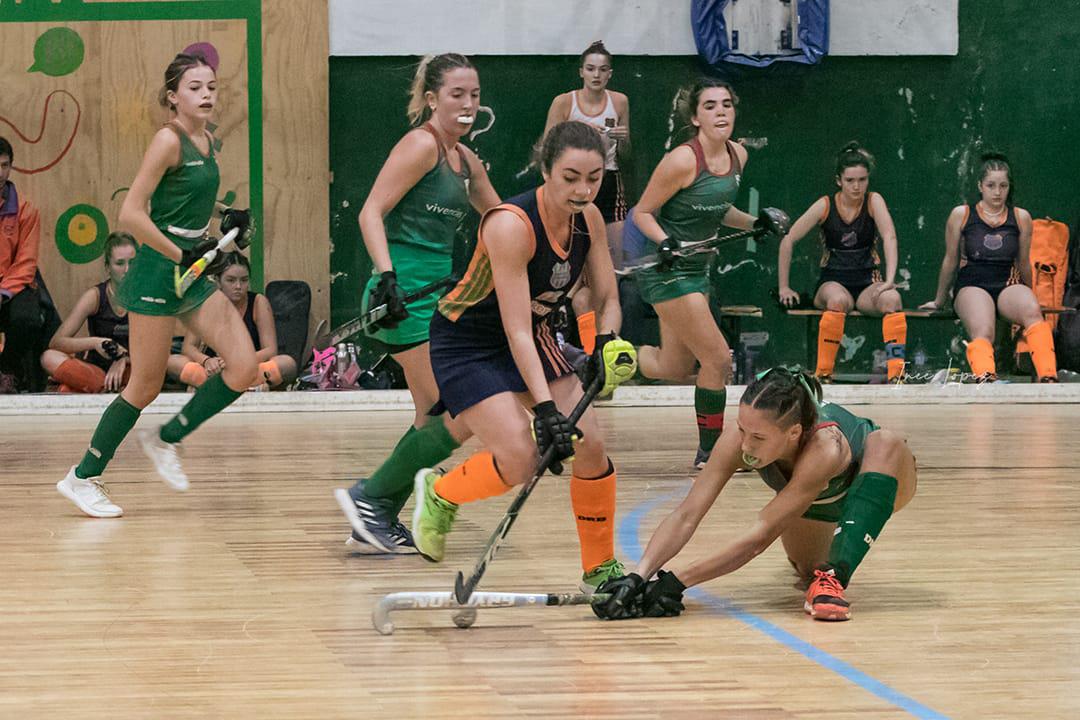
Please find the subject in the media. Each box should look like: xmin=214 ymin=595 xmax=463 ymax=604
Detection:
xmin=329 ymin=1 xmax=1079 ymax=376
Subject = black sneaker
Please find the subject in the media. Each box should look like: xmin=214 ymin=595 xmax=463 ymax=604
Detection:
xmin=345 ymin=521 xmax=417 ymax=555
xmin=334 ymin=483 xmax=417 ymax=554
xmin=693 ymin=446 xmax=710 ymax=471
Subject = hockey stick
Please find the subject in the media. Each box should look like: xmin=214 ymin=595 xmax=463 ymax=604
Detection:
xmin=316 ymin=276 xmax=458 ymax=348
xmin=454 ymin=367 xmax=619 ymax=605
xmin=373 ymin=590 xmax=610 ymax=635
xmin=615 ymin=226 xmax=760 ymax=277
xmin=175 ymin=227 xmax=242 ymax=298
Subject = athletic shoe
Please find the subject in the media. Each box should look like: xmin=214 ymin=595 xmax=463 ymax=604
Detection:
xmin=804 ymin=565 xmax=851 ymax=621
xmin=345 ymin=521 xmax=417 ymax=555
xmin=1039 ymin=375 xmax=1059 ymax=383
xmin=138 ymin=427 xmax=189 ymax=491
xmin=411 ymin=468 xmax=459 ymax=562
xmin=693 ymin=446 xmax=710 ymax=471
xmin=335 ymin=483 xmax=417 ymax=554
xmin=56 ymin=465 xmax=123 ymax=518
xmin=970 ymin=372 xmax=999 ymax=384
xmin=580 ymin=558 xmax=627 ymax=595
xmin=816 ymin=374 xmax=834 ymax=384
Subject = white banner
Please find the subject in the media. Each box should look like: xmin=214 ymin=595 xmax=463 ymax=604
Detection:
xmin=329 ymin=0 xmax=957 ymax=57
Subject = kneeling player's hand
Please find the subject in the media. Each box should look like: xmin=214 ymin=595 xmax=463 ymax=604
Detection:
xmin=641 ymin=570 xmax=686 ymax=617
xmin=581 ymin=334 xmax=638 ymax=398
xmin=532 ymin=400 xmax=582 ymax=476
xmin=592 ymin=572 xmax=645 ymax=620
xmin=656 ymin=237 xmax=680 ymax=271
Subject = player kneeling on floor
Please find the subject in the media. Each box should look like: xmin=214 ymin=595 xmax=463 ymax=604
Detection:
xmin=594 ymin=367 xmax=917 ymax=622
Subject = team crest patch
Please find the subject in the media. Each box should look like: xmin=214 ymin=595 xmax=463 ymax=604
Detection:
xmin=550 ymin=260 xmax=571 ymax=289
xmin=841 ymin=231 xmax=858 ymax=248
xmin=983 ymin=233 xmax=1004 ymax=251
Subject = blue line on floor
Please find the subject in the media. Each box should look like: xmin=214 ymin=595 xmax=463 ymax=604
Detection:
xmin=618 ymin=489 xmax=950 ymax=720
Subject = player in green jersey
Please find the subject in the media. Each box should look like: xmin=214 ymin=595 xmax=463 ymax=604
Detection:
xmin=625 ymin=79 xmax=788 ymax=470
xmin=335 ymin=53 xmax=500 ymax=554
xmin=593 ymin=367 xmax=917 ymax=622
xmin=57 ymin=51 xmax=255 ymax=518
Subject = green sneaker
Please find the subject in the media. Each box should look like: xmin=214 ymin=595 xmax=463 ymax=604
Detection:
xmin=411 ymin=468 xmax=459 ymax=562
xmin=580 ymin=558 xmax=627 ymax=595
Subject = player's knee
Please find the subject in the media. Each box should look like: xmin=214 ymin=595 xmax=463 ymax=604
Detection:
xmin=865 ymin=429 xmax=905 ymax=465
xmin=573 ymin=428 xmax=605 ymax=466
xmin=699 ymin=345 xmax=732 ymax=378
xmin=824 ymin=299 xmax=851 ymax=313
xmin=879 ymin=291 xmax=902 ymax=313
xmin=494 ymin=439 xmax=538 ymax=486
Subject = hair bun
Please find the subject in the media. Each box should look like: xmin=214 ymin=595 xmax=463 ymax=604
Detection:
xmin=980 ymin=151 xmax=1009 ymax=163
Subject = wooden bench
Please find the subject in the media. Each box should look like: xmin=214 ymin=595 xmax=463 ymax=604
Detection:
xmin=786 ymin=306 xmax=1074 ymax=373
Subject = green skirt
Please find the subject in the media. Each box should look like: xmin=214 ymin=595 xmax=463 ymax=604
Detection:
xmin=116 ymin=243 xmax=216 ymax=316
xmin=635 ymin=254 xmax=711 ymax=305
xmin=363 ymin=245 xmax=453 ymax=346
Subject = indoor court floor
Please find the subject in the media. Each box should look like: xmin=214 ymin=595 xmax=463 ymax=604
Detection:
xmin=3 ymin=402 xmax=1078 ymax=719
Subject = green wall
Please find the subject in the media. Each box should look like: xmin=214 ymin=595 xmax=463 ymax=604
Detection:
xmin=329 ymin=1 xmax=1079 ymax=374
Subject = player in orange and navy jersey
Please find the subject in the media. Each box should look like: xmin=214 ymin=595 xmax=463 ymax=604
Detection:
xmin=411 ymin=121 xmax=638 ymax=593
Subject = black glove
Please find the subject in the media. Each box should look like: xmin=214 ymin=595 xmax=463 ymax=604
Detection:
xmin=220 ymin=207 xmax=255 ymax=249
xmin=656 ymin=237 xmax=680 ymax=271
xmin=592 ymin=572 xmax=645 ymax=620
xmin=100 ymin=339 xmax=124 ymax=361
xmin=754 ymin=207 xmax=791 ymax=238
xmin=640 ymin=570 xmax=686 ymax=617
xmin=532 ymin=400 xmax=582 ymax=476
xmin=367 ymin=271 xmax=409 ymax=330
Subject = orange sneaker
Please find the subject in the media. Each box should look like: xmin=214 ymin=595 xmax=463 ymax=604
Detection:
xmin=804 ymin=566 xmax=850 ymax=621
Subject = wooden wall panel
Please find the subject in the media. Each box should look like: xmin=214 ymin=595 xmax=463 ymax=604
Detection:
xmin=0 ymin=2 xmax=329 ymax=349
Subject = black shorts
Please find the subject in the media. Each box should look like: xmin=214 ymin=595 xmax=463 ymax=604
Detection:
xmin=956 ymin=265 xmax=1012 ymax=305
xmin=429 ymin=312 xmax=574 ymax=417
xmin=816 ymin=268 xmax=876 ymax=302
xmin=594 ymin=170 xmax=627 ymax=224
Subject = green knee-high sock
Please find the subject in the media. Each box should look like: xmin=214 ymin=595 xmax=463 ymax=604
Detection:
xmin=695 ymin=386 xmax=727 ymax=452
xmin=76 ymin=396 xmax=142 ymax=478
xmin=827 ymin=472 xmax=898 ymax=586
xmin=363 ymin=414 xmax=461 ymax=516
xmin=160 ymin=373 xmax=243 ymax=444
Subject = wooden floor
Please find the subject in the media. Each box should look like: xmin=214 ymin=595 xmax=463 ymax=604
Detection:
xmin=4 ymin=402 xmax=1079 ymax=719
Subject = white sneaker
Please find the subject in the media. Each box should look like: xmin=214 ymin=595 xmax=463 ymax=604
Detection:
xmin=138 ymin=428 xmax=189 ymax=491
xmin=56 ymin=466 xmax=123 ymax=518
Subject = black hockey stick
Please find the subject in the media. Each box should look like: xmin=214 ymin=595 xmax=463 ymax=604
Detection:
xmin=453 ymin=363 xmax=624 ymax=605
xmin=615 ymin=226 xmax=760 ymax=277
xmin=317 ymin=276 xmax=458 ymax=347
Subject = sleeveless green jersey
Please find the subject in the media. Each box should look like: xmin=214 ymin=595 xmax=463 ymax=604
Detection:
xmin=149 ymin=125 xmax=220 ymax=250
xmin=755 ymin=402 xmax=880 ymax=506
xmin=381 ymin=124 xmax=471 ymax=258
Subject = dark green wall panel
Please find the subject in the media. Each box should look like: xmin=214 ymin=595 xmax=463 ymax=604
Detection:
xmin=330 ymin=2 xmax=1079 ymax=373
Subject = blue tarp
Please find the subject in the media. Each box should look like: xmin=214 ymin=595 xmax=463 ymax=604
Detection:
xmin=692 ymin=0 xmax=829 ymax=68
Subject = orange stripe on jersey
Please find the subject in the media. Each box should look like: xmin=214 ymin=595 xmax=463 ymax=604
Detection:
xmin=819 ymin=195 xmax=830 ymax=224
xmin=439 ymin=205 xmax=536 ymax=321
xmin=439 ymin=243 xmax=493 ymax=321
xmin=536 ymin=322 xmax=573 ymax=374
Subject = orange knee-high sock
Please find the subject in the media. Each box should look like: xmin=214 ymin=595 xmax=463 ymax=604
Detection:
xmin=258 ymin=359 xmax=283 ymax=386
xmin=571 ymin=461 xmax=616 ymax=572
xmin=52 ymin=359 xmax=105 ymax=393
xmin=180 ymin=361 xmax=208 ymax=387
xmin=434 ymin=451 xmax=512 ymax=506
xmin=577 ymin=310 xmax=597 ymax=355
xmin=1024 ymin=320 xmax=1057 ymax=380
xmin=965 ymin=338 xmax=996 ymax=377
xmin=816 ymin=311 xmax=846 ymax=377
xmin=882 ymin=312 xmax=908 ymax=381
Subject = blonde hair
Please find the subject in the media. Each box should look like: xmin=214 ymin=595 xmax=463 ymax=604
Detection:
xmin=406 ymin=53 xmax=475 ymax=126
